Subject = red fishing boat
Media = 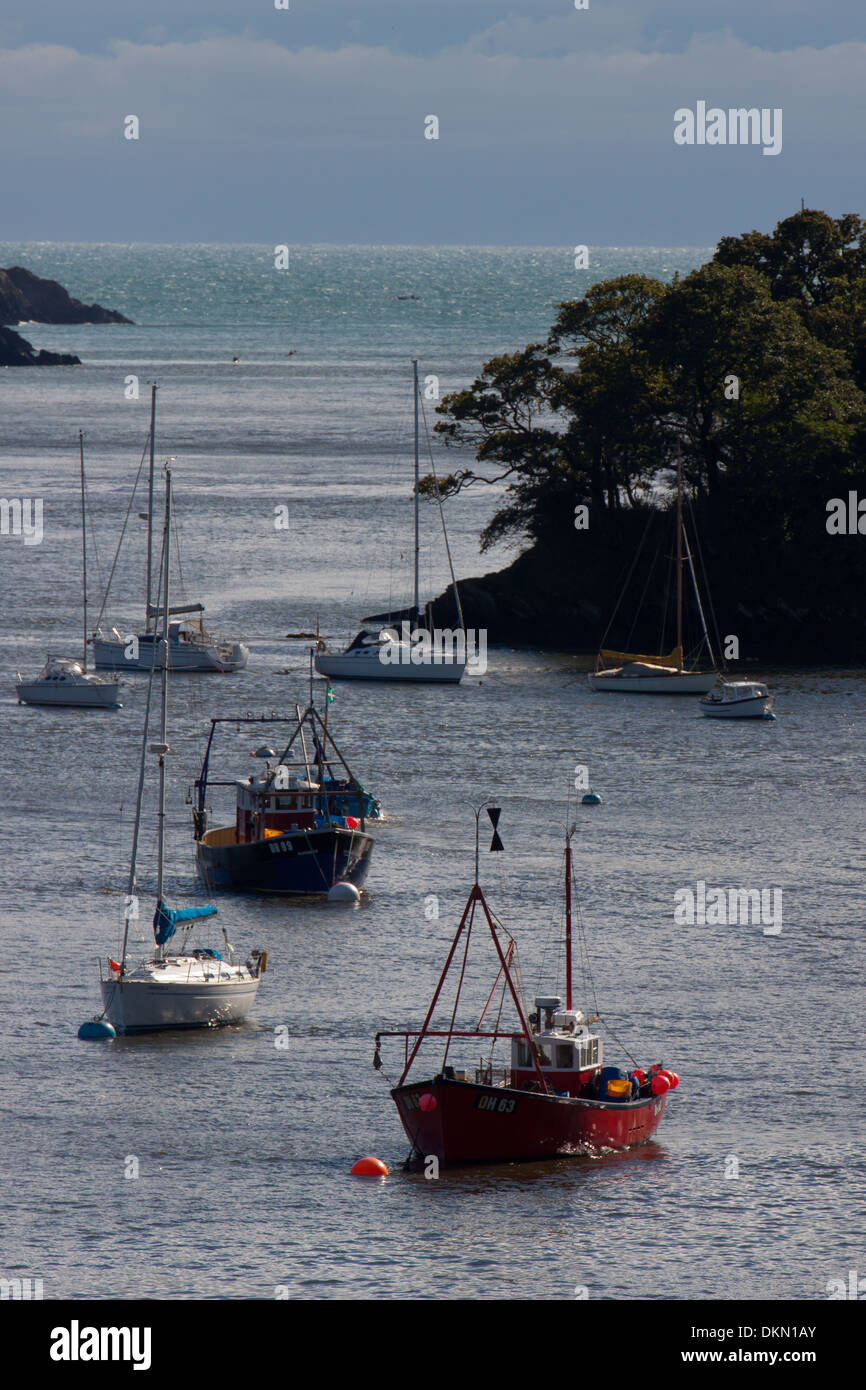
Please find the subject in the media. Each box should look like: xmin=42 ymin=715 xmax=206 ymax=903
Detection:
xmin=375 ymin=808 xmax=679 ymax=1166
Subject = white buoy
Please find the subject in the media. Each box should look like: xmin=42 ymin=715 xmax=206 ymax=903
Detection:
xmin=328 ymin=881 xmax=361 ymax=905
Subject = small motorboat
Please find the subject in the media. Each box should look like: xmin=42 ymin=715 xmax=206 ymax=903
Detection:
xmin=699 ymin=681 xmax=774 ymax=719
xmin=16 ymin=656 xmax=121 ymax=709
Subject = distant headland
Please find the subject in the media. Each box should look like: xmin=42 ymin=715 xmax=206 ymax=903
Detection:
xmin=0 ymin=265 xmax=131 ymax=366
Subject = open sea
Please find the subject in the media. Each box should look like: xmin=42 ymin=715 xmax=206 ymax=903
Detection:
xmin=0 ymin=244 xmax=863 ymax=1301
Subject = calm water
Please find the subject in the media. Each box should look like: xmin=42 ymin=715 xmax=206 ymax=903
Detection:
xmin=0 ymin=245 xmax=863 ymax=1300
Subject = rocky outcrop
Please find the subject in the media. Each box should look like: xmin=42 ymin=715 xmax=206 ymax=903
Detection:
xmin=0 ymin=325 xmax=80 ymax=366
xmin=0 ymin=266 xmax=132 ymax=325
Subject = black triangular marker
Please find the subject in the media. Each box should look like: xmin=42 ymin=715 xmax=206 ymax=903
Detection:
xmin=490 ymin=830 xmax=504 ymax=853
xmin=487 ymin=807 xmax=501 ymax=829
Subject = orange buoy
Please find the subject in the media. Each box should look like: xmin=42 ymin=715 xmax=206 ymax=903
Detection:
xmin=650 ymin=1073 xmax=670 ymax=1096
xmin=350 ymin=1156 xmax=389 ymax=1176
xmin=419 ymin=1092 xmax=437 ymax=1112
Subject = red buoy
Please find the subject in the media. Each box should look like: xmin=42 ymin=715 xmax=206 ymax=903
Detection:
xmin=630 ymin=1068 xmax=646 ymax=1085
xmin=350 ymin=1156 xmax=389 ymax=1176
xmin=419 ymin=1093 xmax=437 ymax=1112
xmin=650 ymin=1074 xmax=670 ymax=1096
xmin=666 ymin=1070 xmax=680 ymax=1089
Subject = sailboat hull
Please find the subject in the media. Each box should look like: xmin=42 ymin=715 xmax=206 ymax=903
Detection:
xmin=93 ymin=635 xmax=249 ymax=672
xmin=392 ymin=1076 xmax=667 ymax=1165
xmin=315 ymin=651 xmax=465 ymax=683
xmin=197 ymin=825 xmax=374 ymax=896
xmin=15 ymin=680 xmax=121 ymax=708
xmin=100 ymin=975 xmax=259 ymax=1034
xmin=588 ymin=670 xmax=717 ymax=694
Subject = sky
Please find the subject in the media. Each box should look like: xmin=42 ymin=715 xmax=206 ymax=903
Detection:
xmin=0 ymin=1 xmax=863 ymax=244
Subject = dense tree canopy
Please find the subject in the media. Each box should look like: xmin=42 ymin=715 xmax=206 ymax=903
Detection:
xmin=427 ymin=209 xmax=866 ymax=659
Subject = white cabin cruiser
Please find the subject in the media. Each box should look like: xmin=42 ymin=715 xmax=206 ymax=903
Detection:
xmin=15 ymin=656 xmax=121 ymax=709
xmin=699 ymin=681 xmax=774 ymax=719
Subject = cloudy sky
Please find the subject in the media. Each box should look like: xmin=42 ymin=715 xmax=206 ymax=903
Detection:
xmin=0 ymin=1 xmax=863 ymax=244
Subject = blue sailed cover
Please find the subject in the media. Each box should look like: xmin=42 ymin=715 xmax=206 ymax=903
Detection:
xmin=153 ymin=899 xmax=218 ymax=945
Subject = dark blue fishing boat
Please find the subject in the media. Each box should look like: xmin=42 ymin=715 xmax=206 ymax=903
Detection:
xmin=193 ymin=704 xmax=375 ymax=897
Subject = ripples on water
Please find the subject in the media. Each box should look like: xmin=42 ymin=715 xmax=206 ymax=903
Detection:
xmin=0 ymin=246 xmax=862 ymax=1299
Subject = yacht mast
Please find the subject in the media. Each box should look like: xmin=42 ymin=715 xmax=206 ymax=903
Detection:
xmin=79 ymin=431 xmax=88 ymax=669
xmin=676 ymin=450 xmax=684 ymax=667
xmin=155 ymin=467 xmax=172 ymax=953
xmin=145 ymin=383 xmax=157 ymax=632
xmin=565 ymin=830 xmax=573 ymax=1011
xmin=413 ymin=359 xmax=420 ymax=622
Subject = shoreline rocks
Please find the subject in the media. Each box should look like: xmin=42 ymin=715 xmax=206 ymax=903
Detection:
xmin=0 ymin=266 xmax=132 ymax=326
xmin=0 ymin=325 xmax=81 ymax=366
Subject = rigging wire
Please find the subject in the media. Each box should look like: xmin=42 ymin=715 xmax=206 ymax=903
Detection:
xmin=418 ymin=393 xmax=465 ymax=631
xmin=93 ymin=434 xmax=151 ymax=632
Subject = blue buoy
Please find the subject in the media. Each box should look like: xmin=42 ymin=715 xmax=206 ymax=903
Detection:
xmin=77 ymin=1019 xmax=116 ymax=1041
xmin=581 ymin=791 xmax=603 ymax=805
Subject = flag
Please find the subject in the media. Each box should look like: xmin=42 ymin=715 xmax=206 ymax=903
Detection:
xmin=326 ymin=683 xmax=334 ymax=705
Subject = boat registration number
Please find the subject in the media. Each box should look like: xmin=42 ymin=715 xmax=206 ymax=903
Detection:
xmin=475 ymin=1094 xmax=518 ymax=1115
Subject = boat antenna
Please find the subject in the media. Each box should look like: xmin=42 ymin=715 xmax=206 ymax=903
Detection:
xmin=155 ymin=465 xmax=172 ymax=957
xmin=676 ymin=447 xmax=684 ymax=670
xmin=565 ymin=823 xmax=574 ymax=1011
xmin=79 ymin=430 xmax=88 ymax=669
xmin=413 ymin=358 xmax=421 ymax=623
xmin=145 ymin=382 xmax=157 ymax=633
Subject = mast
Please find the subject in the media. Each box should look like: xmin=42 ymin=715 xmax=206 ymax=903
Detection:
xmin=676 ymin=449 xmax=684 ymax=667
xmin=145 ymin=383 xmax=157 ymax=631
xmin=79 ymin=431 xmax=88 ymax=669
xmin=413 ymin=359 xmax=420 ymax=623
xmin=565 ymin=830 xmax=573 ymax=1011
xmin=155 ymin=466 xmax=172 ymax=953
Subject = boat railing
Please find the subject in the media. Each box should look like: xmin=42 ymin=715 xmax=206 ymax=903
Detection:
xmin=475 ymin=1065 xmax=510 ymax=1087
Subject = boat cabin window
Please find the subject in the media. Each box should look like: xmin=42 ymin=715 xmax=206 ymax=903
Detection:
xmin=578 ymin=1038 xmax=599 ymax=1068
xmin=556 ymin=1043 xmax=573 ymax=1068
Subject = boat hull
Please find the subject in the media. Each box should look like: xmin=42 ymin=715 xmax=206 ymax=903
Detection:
xmin=93 ymin=636 xmax=249 ymax=673
xmin=100 ymin=975 xmax=259 ymax=1034
xmin=392 ymin=1075 xmax=668 ymax=1165
xmin=197 ymin=825 xmax=374 ymax=895
xmin=315 ymin=653 xmax=464 ymax=683
xmin=588 ymin=671 xmax=717 ymax=694
xmin=15 ymin=681 xmax=121 ymax=708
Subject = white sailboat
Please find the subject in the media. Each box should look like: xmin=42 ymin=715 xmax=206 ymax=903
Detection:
xmin=93 ymin=466 xmax=265 ymax=1036
xmin=15 ymin=433 xmax=121 ymax=709
xmin=93 ymin=385 xmax=249 ymax=673
xmin=588 ymin=454 xmax=718 ymax=695
xmin=314 ymin=360 xmax=467 ymax=684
